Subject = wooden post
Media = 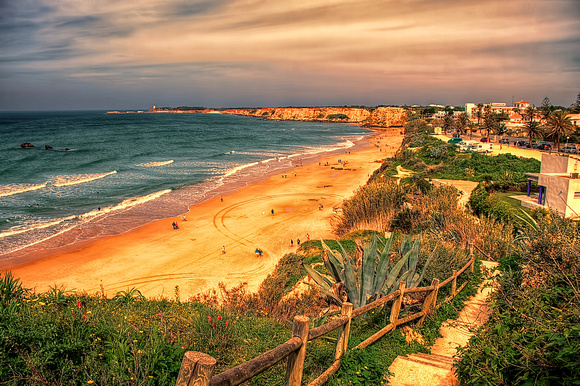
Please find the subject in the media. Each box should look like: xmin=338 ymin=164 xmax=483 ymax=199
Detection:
xmin=469 ymin=243 xmax=474 ymax=273
xmin=390 ymin=281 xmax=406 ymax=324
xmin=334 ymin=302 xmax=353 ymax=360
xmin=451 ymin=270 xmax=457 ymax=296
xmin=286 ymin=315 xmax=310 ymax=386
xmin=418 ymin=278 xmax=440 ymax=326
xmin=175 ymin=351 xmax=216 ymax=386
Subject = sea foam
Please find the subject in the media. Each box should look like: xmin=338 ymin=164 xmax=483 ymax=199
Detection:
xmin=137 ymin=160 xmax=174 ymax=167
xmin=52 ymin=170 xmax=117 ymax=187
xmin=0 ymin=183 xmax=47 ymax=198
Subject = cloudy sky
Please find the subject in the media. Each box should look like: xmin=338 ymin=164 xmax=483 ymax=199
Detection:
xmin=1 ymin=0 xmax=579 ymax=110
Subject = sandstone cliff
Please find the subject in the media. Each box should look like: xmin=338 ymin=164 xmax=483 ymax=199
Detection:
xmin=222 ymin=107 xmax=407 ymax=128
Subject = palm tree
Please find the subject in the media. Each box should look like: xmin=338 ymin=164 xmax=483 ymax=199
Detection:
xmin=546 ymin=110 xmax=575 ymax=152
xmin=475 ymin=103 xmax=484 ymax=132
xmin=482 ymin=108 xmax=499 ymax=139
xmin=442 ymin=114 xmax=454 ymax=134
xmin=523 ymin=120 xmax=544 ymax=148
xmin=455 ymin=112 xmax=469 ymax=136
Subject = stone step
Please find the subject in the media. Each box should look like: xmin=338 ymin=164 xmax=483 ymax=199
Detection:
xmin=398 ymin=354 xmax=453 ymax=370
xmin=387 ymin=355 xmax=457 ymax=386
xmin=413 ymin=352 xmax=456 ymax=366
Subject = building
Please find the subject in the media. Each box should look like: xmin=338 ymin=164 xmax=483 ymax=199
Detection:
xmin=513 ymin=100 xmax=531 ymax=110
xmin=569 ymin=113 xmax=580 ymax=127
xmin=518 ymin=154 xmax=580 ymax=219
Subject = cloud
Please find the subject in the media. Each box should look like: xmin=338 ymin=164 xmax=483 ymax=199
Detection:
xmin=0 ymin=0 xmax=578 ymax=110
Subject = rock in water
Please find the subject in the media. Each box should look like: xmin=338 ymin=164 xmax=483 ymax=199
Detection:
xmin=20 ymin=142 xmax=34 ymax=148
xmin=45 ymin=145 xmax=53 ymax=150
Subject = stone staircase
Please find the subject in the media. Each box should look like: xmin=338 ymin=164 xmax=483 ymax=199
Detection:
xmin=387 ymin=261 xmax=499 ymax=386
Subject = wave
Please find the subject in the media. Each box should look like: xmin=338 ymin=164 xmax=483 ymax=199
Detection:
xmin=0 ymin=215 xmax=77 ymax=239
xmin=136 ymin=160 xmax=174 ymax=167
xmin=52 ymin=170 xmax=117 ymax=187
xmin=0 ymin=183 xmax=47 ymax=198
xmin=0 ymin=189 xmax=173 ymax=255
xmin=222 ymin=161 xmax=260 ymax=178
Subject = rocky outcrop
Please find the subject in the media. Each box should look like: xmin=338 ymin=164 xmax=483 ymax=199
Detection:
xmin=222 ymin=106 xmax=407 ymax=128
xmin=20 ymin=142 xmax=34 ymax=148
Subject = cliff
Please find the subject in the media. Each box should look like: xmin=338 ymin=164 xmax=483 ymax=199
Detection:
xmin=222 ymin=107 xmax=407 ymax=128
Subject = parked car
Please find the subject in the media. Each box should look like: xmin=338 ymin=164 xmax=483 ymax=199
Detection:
xmin=538 ymin=144 xmax=553 ymax=151
xmin=561 ymin=146 xmax=578 ymax=154
xmin=515 ymin=141 xmax=528 ymax=148
xmin=448 ymin=138 xmax=463 ymax=144
xmin=499 ymin=138 xmax=510 ymax=144
xmin=480 ymin=137 xmax=489 ymax=143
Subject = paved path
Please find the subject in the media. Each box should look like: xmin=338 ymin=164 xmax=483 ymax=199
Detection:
xmin=387 ymin=260 xmax=499 ymax=386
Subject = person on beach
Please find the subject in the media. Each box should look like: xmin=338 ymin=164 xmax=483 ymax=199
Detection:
xmin=297 ymin=239 xmax=301 ymax=246
xmin=290 ymin=239 xmax=294 ymax=247
xmin=221 ymin=196 xmax=223 ymax=202
xmin=306 ymin=233 xmax=310 ymax=241
xmin=172 ymin=222 xmax=179 ymax=229
xmin=222 ymin=246 xmax=226 ymax=254
xmin=255 ymin=248 xmax=260 ymax=256
xmin=271 ymin=209 xmax=274 ymax=216
xmin=181 ymin=214 xmax=186 ymax=221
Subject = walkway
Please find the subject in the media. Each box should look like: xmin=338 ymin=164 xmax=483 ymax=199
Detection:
xmin=387 ymin=260 xmax=499 ymax=386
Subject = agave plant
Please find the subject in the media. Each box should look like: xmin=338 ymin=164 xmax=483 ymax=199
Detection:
xmin=303 ymin=233 xmax=434 ymax=309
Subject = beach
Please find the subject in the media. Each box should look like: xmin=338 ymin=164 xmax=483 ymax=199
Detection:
xmin=3 ymin=129 xmax=403 ymax=300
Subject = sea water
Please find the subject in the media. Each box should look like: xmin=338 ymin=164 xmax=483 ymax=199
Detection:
xmin=0 ymin=111 xmax=370 ymax=262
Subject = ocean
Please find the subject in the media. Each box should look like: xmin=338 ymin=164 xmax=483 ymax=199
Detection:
xmin=0 ymin=111 xmax=371 ymax=263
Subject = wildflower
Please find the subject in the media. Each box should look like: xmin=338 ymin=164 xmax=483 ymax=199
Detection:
xmin=77 ymin=300 xmax=82 ymax=308
xmin=225 ymin=322 xmax=229 ymax=326
xmin=39 ymin=302 xmax=45 ymax=306
xmin=170 ymin=339 xmax=174 ymax=343
xmin=157 ymin=312 xmax=162 ymax=317
xmin=182 ymin=346 xmax=186 ymax=349
xmin=133 ymin=340 xmax=138 ymax=343
xmin=87 ymin=381 xmax=94 ymax=384
xmin=218 ymin=314 xmax=222 ymax=321
xmin=212 ymin=324 xmax=216 ymax=328
xmin=137 ymin=350 xmax=142 ymax=354
xmin=207 ymin=316 xmax=212 ymax=322
xmin=83 ymin=312 xmax=87 ymax=321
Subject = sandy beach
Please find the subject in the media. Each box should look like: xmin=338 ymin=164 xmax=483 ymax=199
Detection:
xmin=3 ymin=129 xmax=403 ymax=300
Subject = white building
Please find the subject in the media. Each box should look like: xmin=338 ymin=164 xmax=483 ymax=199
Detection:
xmin=519 ymin=154 xmax=580 ymax=219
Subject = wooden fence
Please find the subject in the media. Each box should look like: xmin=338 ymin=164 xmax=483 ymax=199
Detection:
xmin=175 ymin=255 xmax=476 ymax=386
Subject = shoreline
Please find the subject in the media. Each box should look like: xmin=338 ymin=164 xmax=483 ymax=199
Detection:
xmin=2 ymin=128 xmax=403 ymax=299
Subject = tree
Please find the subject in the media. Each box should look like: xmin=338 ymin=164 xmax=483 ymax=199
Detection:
xmin=540 ymin=97 xmax=554 ymax=120
xmin=475 ymin=103 xmax=484 ymax=132
xmin=455 ymin=112 xmax=470 ymax=136
xmin=442 ymin=114 xmax=454 ymax=133
xmin=569 ymin=92 xmax=580 ymax=113
xmin=523 ymin=120 xmax=544 ymax=148
xmin=545 ymin=110 xmax=575 ymax=151
xmin=482 ymin=107 xmax=500 ymax=138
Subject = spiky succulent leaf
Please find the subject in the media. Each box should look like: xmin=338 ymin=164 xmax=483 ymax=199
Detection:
xmin=320 ymin=240 xmax=344 ymax=282
xmin=360 ymin=235 xmax=377 ymax=307
xmin=412 ymin=246 xmax=436 ymax=288
xmin=373 ymin=232 xmax=395 ymax=294
xmin=303 ymin=263 xmax=334 ymax=290
xmin=380 ymin=251 xmax=411 ymax=295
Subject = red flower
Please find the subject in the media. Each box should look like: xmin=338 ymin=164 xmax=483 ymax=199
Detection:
xmin=225 ymin=322 xmax=229 ymax=326
xmin=207 ymin=316 xmax=212 ymax=322
xmin=218 ymin=314 xmax=222 ymax=321
xmin=77 ymin=300 xmax=82 ymax=308
xmin=157 ymin=312 xmax=162 ymax=317
xmin=182 ymin=346 xmax=186 ymax=349
xmin=83 ymin=312 xmax=87 ymax=321
xmin=170 ymin=339 xmax=174 ymax=343
xmin=212 ymin=324 xmax=216 ymax=328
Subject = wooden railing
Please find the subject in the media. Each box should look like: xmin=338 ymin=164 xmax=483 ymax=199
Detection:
xmin=176 ymin=255 xmax=475 ymax=386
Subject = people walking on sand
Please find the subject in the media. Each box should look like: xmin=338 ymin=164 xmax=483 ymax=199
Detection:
xmin=271 ymin=209 xmax=274 ymax=216
xmin=306 ymin=233 xmax=310 ymax=241
xmin=222 ymin=246 xmax=226 ymax=254
xmin=290 ymin=239 xmax=293 ymax=247
xmin=181 ymin=214 xmax=186 ymax=221
xmin=172 ymin=222 xmax=179 ymax=230
xmin=255 ymin=248 xmax=260 ymax=257
xmin=221 ymin=196 xmax=223 ymax=202
xmin=297 ymin=238 xmax=301 ymax=246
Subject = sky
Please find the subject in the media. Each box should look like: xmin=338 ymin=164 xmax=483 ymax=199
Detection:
xmin=1 ymin=0 xmax=579 ymax=110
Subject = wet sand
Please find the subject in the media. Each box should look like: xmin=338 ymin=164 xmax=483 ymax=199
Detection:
xmin=3 ymin=129 xmax=403 ymax=300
